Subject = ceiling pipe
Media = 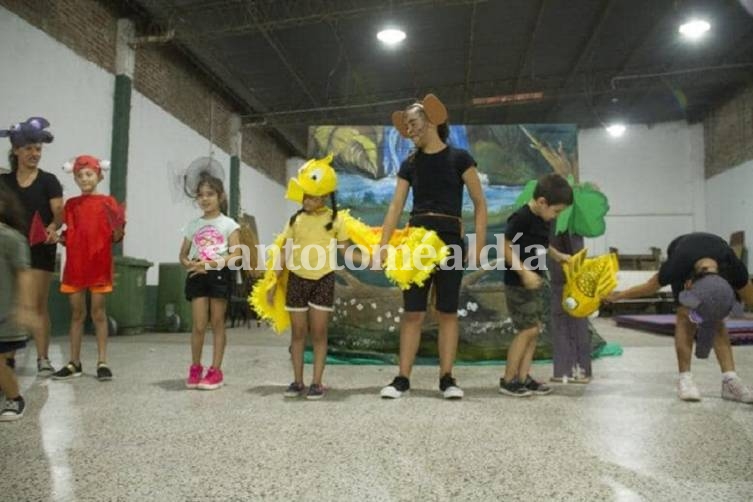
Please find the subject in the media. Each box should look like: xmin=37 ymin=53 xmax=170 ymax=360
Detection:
xmin=611 ymin=63 xmax=753 ymax=89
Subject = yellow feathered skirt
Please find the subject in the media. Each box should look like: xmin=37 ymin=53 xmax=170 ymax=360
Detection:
xmin=248 ymin=211 xmax=448 ymax=333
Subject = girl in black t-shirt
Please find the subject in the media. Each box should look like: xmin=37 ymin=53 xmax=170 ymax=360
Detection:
xmin=378 ymin=94 xmax=488 ymax=400
xmin=0 ymin=117 xmax=63 ymax=376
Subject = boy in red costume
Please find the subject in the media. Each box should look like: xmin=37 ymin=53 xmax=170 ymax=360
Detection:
xmin=52 ymin=155 xmax=125 ymax=382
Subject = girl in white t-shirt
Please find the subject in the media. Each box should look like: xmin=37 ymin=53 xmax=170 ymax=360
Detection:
xmin=179 ymin=174 xmax=240 ymax=390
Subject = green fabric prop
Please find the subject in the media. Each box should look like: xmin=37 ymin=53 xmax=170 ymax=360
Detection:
xmin=513 ymin=175 xmax=609 ymax=237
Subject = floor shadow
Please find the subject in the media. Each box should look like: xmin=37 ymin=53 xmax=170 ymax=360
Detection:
xmin=151 ymin=379 xmax=189 ymax=391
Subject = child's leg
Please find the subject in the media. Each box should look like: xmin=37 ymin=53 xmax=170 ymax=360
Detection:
xmin=504 ymin=325 xmax=539 ymax=381
xmin=289 ymin=311 xmax=308 ymax=384
xmin=0 ymin=353 xmax=20 ymax=399
xmin=517 ymin=322 xmax=542 ymax=380
xmin=209 ymin=298 xmax=228 ymax=369
xmin=308 ymin=308 xmax=330 ymax=385
xmin=674 ymin=307 xmax=695 ymax=373
xmin=398 ymin=312 xmax=425 ymax=377
xmin=712 ymin=324 xmax=735 ymax=373
xmin=67 ymin=291 xmax=87 ymax=363
xmin=30 ymin=269 xmax=53 ymax=360
xmin=191 ymin=298 xmax=210 ymax=365
xmin=90 ymin=293 xmax=109 ymax=363
xmin=437 ymin=312 xmax=459 ymax=376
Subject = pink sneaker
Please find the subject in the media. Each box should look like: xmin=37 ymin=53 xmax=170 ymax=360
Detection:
xmin=198 ymin=367 xmax=224 ymax=390
xmin=186 ymin=364 xmax=203 ymax=389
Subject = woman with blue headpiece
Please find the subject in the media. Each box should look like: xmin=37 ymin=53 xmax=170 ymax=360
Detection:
xmin=0 ymin=117 xmax=63 ymax=376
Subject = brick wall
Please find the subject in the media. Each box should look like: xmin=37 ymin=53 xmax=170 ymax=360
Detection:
xmin=0 ymin=0 xmax=289 ymax=184
xmin=704 ymin=84 xmax=753 ymax=178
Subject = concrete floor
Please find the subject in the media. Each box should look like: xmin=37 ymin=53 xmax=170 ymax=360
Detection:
xmin=1 ymin=318 xmax=752 ymax=501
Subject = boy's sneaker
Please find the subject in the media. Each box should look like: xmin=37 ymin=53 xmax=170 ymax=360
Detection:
xmin=197 ymin=367 xmax=223 ymax=390
xmin=380 ymin=376 xmax=410 ymax=399
xmin=185 ymin=364 xmax=204 ymax=389
xmin=37 ymin=358 xmax=55 ymax=377
xmin=721 ymin=376 xmax=753 ymax=404
xmin=284 ymin=382 xmax=305 ymax=398
xmin=524 ymin=375 xmax=553 ymax=395
xmin=0 ymin=397 xmax=25 ymax=422
xmin=439 ymin=373 xmax=464 ymax=400
xmin=499 ymin=378 xmax=533 ymax=397
xmin=677 ymin=376 xmax=701 ymax=401
xmin=96 ymin=363 xmax=113 ymax=382
xmin=306 ymin=384 xmax=326 ymax=400
xmin=52 ymin=361 xmax=82 ymax=380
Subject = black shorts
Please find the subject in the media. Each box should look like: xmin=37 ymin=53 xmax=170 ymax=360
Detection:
xmin=285 ymin=272 xmax=335 ymax=312
xmin=0 ymin=339 xmax=28 ymax=355
xmin=402 ymin=231 xmax=465 ymax=313
xmin=30 ymin=244 xmax=56 ymax=272
xmin=184 ymin=268 xmax=233 ymax=301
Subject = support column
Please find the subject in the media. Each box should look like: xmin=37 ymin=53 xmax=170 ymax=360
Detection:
xmin=111 ymin=19 xmax=135 ymax=256
xmin=229 ymin=114 xmax=242 ymax=220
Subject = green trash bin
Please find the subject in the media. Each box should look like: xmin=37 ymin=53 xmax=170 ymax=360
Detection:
xmin=156 ymin=263 xmax=192 ymax=332
xmin=106 ymin=256 xmax=153 ymax=335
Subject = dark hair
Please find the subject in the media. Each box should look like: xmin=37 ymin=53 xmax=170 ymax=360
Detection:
xmin=289 ymin=192 xmax=339 ymax=232
xmin=196 ymin=173 xmax=228 ymax=214
xmin=8 ymin=149 xmax=18 ymax=172
xmin=0 ymin=179 xmax=28 ymax=234
xmin=533 ymin=173 xmax=574 ymax=206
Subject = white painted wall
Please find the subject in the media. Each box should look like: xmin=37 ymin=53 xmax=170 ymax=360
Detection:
xmin=0 ymin=6 xmax=113 ymax=198
xmin=0 ymin=5 xmax=291 ymax=284
xmin=578 ymin=121 xmax=706 ymax=258
xmin=705 ymin=159 xmax=753 ymax=268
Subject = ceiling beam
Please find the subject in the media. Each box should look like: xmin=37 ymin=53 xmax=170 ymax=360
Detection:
xmin=180 ymin=0 xmax=487 ymax=41
xmin=543 ymin=0 xmax=614 ymax=122
xmin=501 ymin=0 xmax=546 ymax=123
xmin=241 ymin=1 xmax=321 ymax=108
xmin=461 ymin=1 xmax=479 ymax=123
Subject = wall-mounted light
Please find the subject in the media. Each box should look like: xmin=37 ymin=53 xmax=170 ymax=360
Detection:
xmin=377 ymin=28 xmax=406 ymax=46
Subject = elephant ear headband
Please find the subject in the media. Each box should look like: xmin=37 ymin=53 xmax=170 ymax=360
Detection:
xmin=391 ymin=94 xmax=448 ymax=138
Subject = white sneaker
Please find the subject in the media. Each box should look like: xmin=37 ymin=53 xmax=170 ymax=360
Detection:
xmin=440 ymin=374 xmax=464 ymax=400
xmin=721 ymin=376 xmax=753 ymax=404
xmin=380 ymin=376 xmax=410 ymax=399
xmin=678 ymin=377 xmax=701 ymax=401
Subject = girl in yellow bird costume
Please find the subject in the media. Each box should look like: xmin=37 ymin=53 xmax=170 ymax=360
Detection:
xmin=248 ymin=155 xmax=448 ymax=398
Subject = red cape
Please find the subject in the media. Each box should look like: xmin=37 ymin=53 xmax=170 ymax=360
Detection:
xmin=62 ymin=194 xmax=122 ymax=289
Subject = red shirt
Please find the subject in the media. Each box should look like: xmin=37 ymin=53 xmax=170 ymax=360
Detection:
xmin=62 ymin=194 xmax=121 ymax=289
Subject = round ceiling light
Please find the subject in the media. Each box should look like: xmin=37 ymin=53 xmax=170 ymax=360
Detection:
xmin=606 ymin=123 xmax=626 ymax=138
xmin=679 ymin=19 xmax=711 ymax=40
xmin=377 ymin=28 xmax=406 ymax=46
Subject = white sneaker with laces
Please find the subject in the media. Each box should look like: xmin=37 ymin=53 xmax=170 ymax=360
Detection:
xmin=678 ymin=377 xmax=701 ymax=402
xmin=721 ymin=376 xmax=753 ymax=404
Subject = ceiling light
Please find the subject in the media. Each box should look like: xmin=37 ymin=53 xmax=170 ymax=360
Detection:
xmin=606 ymin=123 xmax=626 ymax=138
xmin=679 ymin=19 xmax=710 ymax=40
xmin=377 ymin=28 xmax=406 ymax=46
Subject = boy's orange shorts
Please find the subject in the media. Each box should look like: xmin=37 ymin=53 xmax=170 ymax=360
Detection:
xmin=60 ymin=284 xmax=113 ymax=294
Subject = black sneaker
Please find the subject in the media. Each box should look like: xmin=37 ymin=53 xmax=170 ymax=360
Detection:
xmin=499 ymin=378 xmax=533 ymax=397
xmin=96 ymin=363 xmax=113 ymax=381
xmin=283 ymin=382 xmax=305 ymax=398
xmin=439 ymin=373 xmax=464 ymax=399
xmin=52 ymin=361 xmax=82 ymax=380
xmin=524 ymin=375 xmax=552 ymax=395
xmin=306 ymin=384 xmax=326 ymax=400
xmin=380 ymin=376 xmax=410 ymax=399
xmin=0 ymin=396 xmax=25 ymax=421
